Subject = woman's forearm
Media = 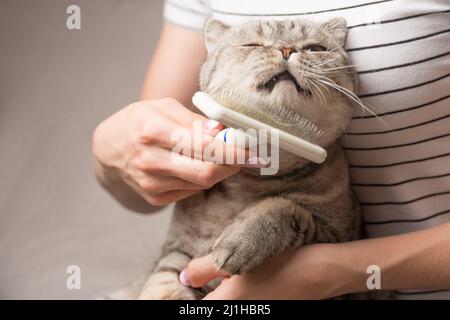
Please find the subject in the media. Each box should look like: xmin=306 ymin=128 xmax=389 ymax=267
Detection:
xmin=93 ymin=155 xmax=159 ymax=213
xmin=140 ymin=23 xmax=206 ymax=106
xmin=330 ymin=222 xmax=450 ymax=295
xmin=92 ymin=23 xmax=208 ymax=212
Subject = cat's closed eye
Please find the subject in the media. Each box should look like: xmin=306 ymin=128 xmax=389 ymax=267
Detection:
xmin=241 ymin=43 xmax=262 ymax=47
xmin=303 ymin=44 xmax=327 ymax=52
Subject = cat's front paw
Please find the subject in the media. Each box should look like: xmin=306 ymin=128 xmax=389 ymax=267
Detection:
xmin=211 ymin=228 xmax=264 ymax=275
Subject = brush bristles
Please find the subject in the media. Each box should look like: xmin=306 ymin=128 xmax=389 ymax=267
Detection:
xmin=211 ymin=89 xmax=323 ymax=144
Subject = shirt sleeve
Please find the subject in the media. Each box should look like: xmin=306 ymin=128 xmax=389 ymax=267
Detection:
xmin=163 ymin=0 xmax=211 ymax=32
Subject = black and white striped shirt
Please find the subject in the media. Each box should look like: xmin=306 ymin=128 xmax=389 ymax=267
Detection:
xmin=163 ymin=0 xmax=450 ymax=299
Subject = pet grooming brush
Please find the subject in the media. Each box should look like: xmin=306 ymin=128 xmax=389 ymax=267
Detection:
xmin=192 ymin=91 xmax=327 ymax=164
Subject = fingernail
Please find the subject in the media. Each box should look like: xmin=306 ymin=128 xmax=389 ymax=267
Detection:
xmin=245 ymin=157 xmax=268 ymax=168
xmin=203 ymin=119 xmax=221 ymax=131
xmin=179 ymin=269 xmax=191 ymax=287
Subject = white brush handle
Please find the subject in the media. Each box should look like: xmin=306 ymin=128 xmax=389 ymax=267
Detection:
xmin=215 ymin=128 xmax=258 ymax=149
xmin=192 ymin=91 xmax=327 ymax=164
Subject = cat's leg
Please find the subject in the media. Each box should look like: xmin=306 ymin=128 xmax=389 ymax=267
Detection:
xmin=211 ymin=197 xmax=320 ymax=275
xmin=138 ymin=251 xmax=202 ymax=300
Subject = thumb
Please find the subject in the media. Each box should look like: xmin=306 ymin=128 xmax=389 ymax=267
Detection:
xmin=179 ymin=254 xmax=229 ymax=288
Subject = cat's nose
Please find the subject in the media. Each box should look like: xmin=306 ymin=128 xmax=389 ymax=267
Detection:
xmin=280 ymin=47 xmax=295 ymax=60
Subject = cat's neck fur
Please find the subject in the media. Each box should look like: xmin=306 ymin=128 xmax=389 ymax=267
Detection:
xmin=241 ymin=144 xmax=338 ymax=177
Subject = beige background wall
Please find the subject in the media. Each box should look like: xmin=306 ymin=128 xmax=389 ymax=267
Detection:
xmin=0 ymin=0 xmax=171 ymax=299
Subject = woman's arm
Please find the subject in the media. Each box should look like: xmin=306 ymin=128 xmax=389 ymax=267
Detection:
xmin=180 ymin=222 xmax=450 ymax=299
xmin=140 ymin=23 xmax=207 ymax=105
xmin=331 ymin=221 xmax=450 ymax=295
xmin=93 ymin=23 xmax=249 ymax=213
xmin=93 ymin=23 xmax=207 ymax=212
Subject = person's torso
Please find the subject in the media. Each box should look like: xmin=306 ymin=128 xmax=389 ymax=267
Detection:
xmin=166 ymin=0 xmax=450 ymax=299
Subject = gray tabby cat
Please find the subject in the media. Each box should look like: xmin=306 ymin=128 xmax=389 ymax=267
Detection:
xmin=137 ymin=17 xmax=362 ymax=300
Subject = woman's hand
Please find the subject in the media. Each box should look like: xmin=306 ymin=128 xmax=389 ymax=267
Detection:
xmin=181 ymin=222 xmax=450 ymax=299
xmin=180 ymin=244 xmax=346 ymax=300
xmin=93 ymin=98 xmax=259 ymax=211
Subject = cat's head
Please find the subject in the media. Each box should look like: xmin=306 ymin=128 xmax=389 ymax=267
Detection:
xmin=199 ymin=18 xmax=357 ymax=146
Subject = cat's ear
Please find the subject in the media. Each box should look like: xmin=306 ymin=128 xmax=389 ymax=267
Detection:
xmin=322 ymin=18 xmax=348 ymax=47
xmin=204 ymin=19 xmax=230 ymax=53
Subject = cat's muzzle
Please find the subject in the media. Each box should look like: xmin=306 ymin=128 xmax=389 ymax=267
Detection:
xmin=257 ymin=70 xmax=312 ymax=96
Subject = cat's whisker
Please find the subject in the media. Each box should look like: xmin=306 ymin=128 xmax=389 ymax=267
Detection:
xmin=315 ymin=78 xmax=368 ymax=111
xmin=307 ymin=73 xmax=360 ymax=100
xmin=311 ymin=78 xmax=332 ymax=97
xmin=315 ymin=78 xmax=391 ymax=130
xmin=305 ymin=79 xmax=320 ymax=104
xmin=316 ymin=47 xmax=340 ymax=63
xmin=309 ymin=65 xmax=356 ymax=73
xmin=321 ymin=64 xmax=356 ymax=70
xmin=307 ymin=78 xmax=326 ymax=105
xmin=314 ymin=58 xmax=335 ymax=67
xmin=302 ymin=70 xmax=333 ymax=96
xmin=316 ymin=48 xmax=338 ymax=64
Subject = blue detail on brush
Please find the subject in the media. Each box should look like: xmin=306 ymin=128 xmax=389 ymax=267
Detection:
xmin=223 ymin=128 xmax=230 ymax=142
